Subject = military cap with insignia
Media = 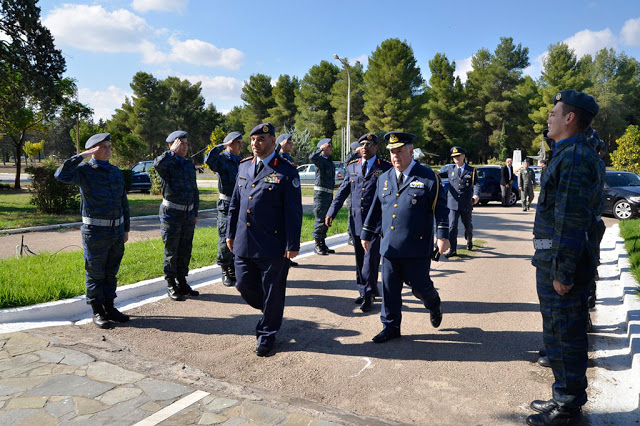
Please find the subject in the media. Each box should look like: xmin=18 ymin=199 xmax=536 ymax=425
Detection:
xmin=384 ymin=131 xmax=416 ymax=149
xmin=223 ymin=131 xmax=242 ymax=144
xmin=450 ymin=146 xmax=466 ymax=157
xmin=166 ymin=130 xmax=188 ymax=142
xmin=85 ymin=133 xmax=110 ymax=149
xmin=276 ymin=133 xmax=292 ymax=144
xmin=250 ymin=123 xmax=276 ymax=136
xmin=317 ymin=138 xmax=332 ymax=148
xmin=358 ymin=133 xmax=378 ymax=144
xmin=553 ymin=89 xmax=599 ymax=116
xmin=350 ymin=141 xmax=360 ymax=150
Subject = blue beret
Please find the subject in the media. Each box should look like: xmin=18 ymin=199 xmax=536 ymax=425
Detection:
xmin=553 ymin=90 xmax=599 ymax=116
xmin=276 ymin=133 xmax=292 ymax=144
xmin=384 ymin=132 xmax=416 ymax=150
xmin=350 ymin=141 xmax=360 ymax=150
xmin=450 ymin=146 xmax=466 ymax=157
xmin=317 ymin=138 xmax=332 ymax=149
xmin=85 ymin=133 xmax=110 ymax=149
xmin=358 ymin=133 xmax=378 ymax=144
xmin=166 ymin=130 xmax=187 ymax=142
xmin=223 ymin=131 xmax=242 ymax=144
xmin=250 ymin=123 xmax=275 ymax=136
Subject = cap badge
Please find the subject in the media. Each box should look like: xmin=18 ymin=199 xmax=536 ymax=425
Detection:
xmin=555 ymin=93 xmax=561 ymax=101
xmin=262 ymin=125 xmax=269 ymax=133
xmin=389 ymin=134 xmax=399 ymax=143
xmin=453 ymin=148 xmax=459 ymax=153
xmin=367 ymin=134 xmax=372 ymax=141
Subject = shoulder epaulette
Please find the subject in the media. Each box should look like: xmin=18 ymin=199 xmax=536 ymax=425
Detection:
xmin=240 ymin=156 xmax=254 ymax=163
xmin=348 ymin=158 xmax=359 ymax=165
xmin=279 ymin=156 xmax=297 ymax=168
xmin=379 ymin=158 xmax=391 ymax=165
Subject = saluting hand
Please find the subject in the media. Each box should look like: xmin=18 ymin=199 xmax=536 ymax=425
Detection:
xmin=79 ymin=146 xmax=100 ymax=159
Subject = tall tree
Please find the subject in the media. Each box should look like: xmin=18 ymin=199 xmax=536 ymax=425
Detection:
xmin=224 ymin=106 xmax=246 ymax=134
xmin=330 ymin=61 xmax=366 ymax=141
xmin=126 ymin=72 xmax=170 ymax=156
xmin=267 ymin=74 xmax=298 ymax=130
xmin=241 ymin=73 xmax=275 ymax=134
xmin=295 ymin=60 xmax=339 ymax=138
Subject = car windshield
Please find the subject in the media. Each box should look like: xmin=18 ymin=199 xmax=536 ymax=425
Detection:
xmin=606 ymin=172 xmax=640 ymax=187
xmin=132 ymin=163 xmax=144 ymax=172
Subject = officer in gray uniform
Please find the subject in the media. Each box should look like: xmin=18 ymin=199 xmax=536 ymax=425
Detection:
xmin=55 ymin=133 xmax=131 ymax=329
xmin=204 ymin=131 xmax=242 ymax=286
xmin=154 ymin=130 xmax=200 ymax=301
xmin=518 ymin=158 xmax=536 ymax=211
xmin=309 ymin=138 xmax=335 ymax=255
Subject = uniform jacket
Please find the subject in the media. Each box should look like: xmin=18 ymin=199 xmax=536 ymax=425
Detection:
xmin=326 ymin=156 xmax=392 ymax=237
xmin=279 ymin=151 xmax=293 ymax=163
xmin=309 ymin=148 xmax=335 ymax=189
xmin=518 ymin=167 xmax=536 ymax=189
xmin=204 ymin=145 xmax=240 ymax=197
xmin=227 ymin=155 xmax=303 ymax=258
xmin=501 ymin=164 xmax=514 ymax=185
xmin=439 ymin=163 xmax=480 ymax=211
xmin=153 ymin=151 xmax=199 ymax=216
xmin=361 ymin=162 xmax=449 ymax=258
xmin=55 ymin=155 xmax=130 ymax=232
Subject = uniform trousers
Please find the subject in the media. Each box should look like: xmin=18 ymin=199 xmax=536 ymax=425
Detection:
xmin=522 ymin=186 xmax=535 ymax=210
xmin=448 ymin=209 xmax=473 ymax=252
xmin=160 ymin=205 xmax=196 ymax=279
xmin=312 ymin=191 xmax=333 ymax=239
xmin=352 ymin=233 xmax=381 ymax=298
xmin=216 ymin=198 xmax=233 ymax=267
xmin=82 ymin=225 xmax=125 ymax=304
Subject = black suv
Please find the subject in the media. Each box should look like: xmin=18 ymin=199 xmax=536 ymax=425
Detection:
xmin=441 ymin=165 xmax=520 ymax=206
xmin=129 ymin=160 xmax=154 ymax=192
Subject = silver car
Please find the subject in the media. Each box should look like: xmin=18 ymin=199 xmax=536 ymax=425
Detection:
xmin=296 ymin=163 xmax=345 ymax=187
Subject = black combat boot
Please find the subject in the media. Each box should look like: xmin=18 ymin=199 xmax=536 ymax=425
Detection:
xmin=177 ymin=277 xmax=199 ymax=297
xmin=526 ymin=406 xmax=582 ymax=425
xmin=166 ymin=277 xmax=186 ymax=301
xmin=321 ymin=238 xmax=335 ymax=254
xmin=90 ymin=303 xmax=111 ymax=329
xmin=314 ymin=238 xmax=328 ymax=255
xmin=221 ymin=265 xmax=236 ymax=287
xmin=103 ymin=299 xmax=130 ymax=323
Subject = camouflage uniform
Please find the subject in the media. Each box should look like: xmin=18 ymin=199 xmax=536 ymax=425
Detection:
xmin=518 ymin=166 xmax=536 ymax=211
xmin=309 ymin=146 xmax=335 ymax=244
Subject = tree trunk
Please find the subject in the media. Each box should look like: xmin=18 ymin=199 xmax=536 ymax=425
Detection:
xmin=14 ymin=131 xmax=25 ymax=190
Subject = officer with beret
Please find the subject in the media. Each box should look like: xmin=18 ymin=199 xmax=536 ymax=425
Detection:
xmin=361 ymin=132 xmax=449 ymax=343
xmin=438 ymin=146 xmax=480 ymax=257
xmin=227 ymin=123 xmax=303 ymax=357
xmin=204 ymin=131 xmax=242 ymax=286
xmin=326 ymin=133 xmax=391 ymax=312
xmin=275 ymin=133 xmax=295 ymax=163
xmin=518 ymin=158 xmax=536 ymax=212
xmin=527 ymin=90 xmax=604 ymax=425
xmin=309 ymin=138 xmax=335 ymax=255
xmin=154 ymin=130 xmax=200 ymax=301
xmin=55 ymin=133 xmax=131 ymax=329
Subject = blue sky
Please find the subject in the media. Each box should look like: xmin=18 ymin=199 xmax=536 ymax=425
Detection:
xmin=39 ymin=0 xmax=640 ymax=121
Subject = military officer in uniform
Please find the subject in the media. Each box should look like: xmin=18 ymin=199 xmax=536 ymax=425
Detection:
xmin=325 ymin=133 xmax=391 ymax=312
xmin=227 ymin=123 xmax=303 ymax=357
xmin=309 ymin=138 xmax=335 ymax=255
xmin=204 ymin=131 xmax=242 ymax=286
xmin=527 ymin=90 xmax=603 ymax=426
xmin=154 ymin=130 xmax=200 ymax=301
xmin=55 ymin=133 xmax=131 ymax=329
xmin=361 ymin=132 xmax=449 ymax=343
xmin=345 ymin=141 xmax=362 ymax=246
xmin=439 ymin=146 xmax=479 ymax=257
xmin=276 ymin=133 xmax=294 ymax=162
xmin=519 ymin=158 xmax=536 ymax=211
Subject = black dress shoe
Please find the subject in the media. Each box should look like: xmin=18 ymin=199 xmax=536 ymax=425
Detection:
xmin=360 ymin=296 xmax=374 ymax=312
xmin=354 ymin=296 xmax=364 ymax=304
xmin=255 ymin=344 xmax=274 ymax=357
xmin=177 ymin=278 xmax=199 ymax=297
xmin=444 ymin=251 xmax=457 ymax=259
xmin=372 ymin=328 xmax=401 ymax=343
xmin=526 ymin=406 xmax=582 ymax=425
xmin=530 ymin=399 xmax=558 ymax=413
xmin=537 ymin=356 xmax=551 ymax=368
xmin=430 ymin=307 xmax=443 ymax=328
xmin=467 ymin=240 xmax=473 ymax=251
xmin=289 ymin=259 xmax=299 ymax=267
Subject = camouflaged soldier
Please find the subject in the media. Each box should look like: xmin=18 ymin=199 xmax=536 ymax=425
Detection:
xmin=154 ymin=130 xmax=200 ymax=301
xmin=309 ymin=138 xmax=335 ymax=255
xmin=518 ymin=158 xmax=536 ymax=211
xmin=55 ymin=133 xmax=131 ymax=329
xmin=527 ymin=90 xmax=604 ymax=426
xmin=204 ymin=131 xmax=242 ymax=287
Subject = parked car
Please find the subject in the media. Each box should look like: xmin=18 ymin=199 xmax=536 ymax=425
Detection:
xmin=296 ymin=163 xmax=345 ymax=187
xmin=129 ymin=160 xmax=154 ymax=192
xmin=440 ymin=165 xmax=520 ymax=206
xmin=603 ymin=170 xmax=640 ymax=220
xmin=529 ymin=165 xmax=542 ymax=185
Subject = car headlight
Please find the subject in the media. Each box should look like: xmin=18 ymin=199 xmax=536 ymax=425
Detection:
xmin=628 ymin=196 xmax=640 ymax=203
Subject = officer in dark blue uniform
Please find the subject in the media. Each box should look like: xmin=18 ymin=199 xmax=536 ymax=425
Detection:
xmin=345 ymin=141 xmax=362 ymax=246
xmin=55 ymin=133 xmax=131 ymax=329
xmin=204 ymin=131 xmax=242 ymax=287
xmin=227 ymin=123 xmax=303 ymax=357
xmin=309 ymin=138 xmax=335 ymax=255
xmin=439 ymin=146 xmax=480 ymax=257
xmin=326 ymin=133 xmax=391 ymax=312
xmin=275 ymin=133 xmax=294 ymax=162
xmin=154 ymin=130 xmax=200 ymax=301
xmin=361 ymin=132 xmax=449 ymax=343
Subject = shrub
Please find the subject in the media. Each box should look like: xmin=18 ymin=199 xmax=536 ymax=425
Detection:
xmin=26 ymin=157 xmax=80 ymax=214
xmin=147 ymin=165 xmax=162 ymax=195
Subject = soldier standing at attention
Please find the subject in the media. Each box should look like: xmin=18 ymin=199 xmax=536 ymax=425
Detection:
xmin=325 ymin=133 xmax=391 ymax=312
xmin=204 ymin=131 xmax=242 ymax=287
xmin=154 ymin=130 xmax=200 ymax=301
xmin=439 ymin=146 xmax=479 ymax=257
xmin=361 ymin=132 xmax=449 ymax=343
xmin=527 ymin=90 xmax=603 ymax=426
xmin=518 ymin=158 xmax=536 ymax=211
xmin=309 ymin=138 xmax=335 ymax=255
xmin=55 ymin=133 xmax=130 ymax=329
xmin=226 ymin=123 xmax=303 ymax=357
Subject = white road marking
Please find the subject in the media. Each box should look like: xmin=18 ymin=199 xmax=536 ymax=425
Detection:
xmin=351 ymin=357 xmax=372 ymax=377
xmin=133 ymin=390 xmax=209 ymax=426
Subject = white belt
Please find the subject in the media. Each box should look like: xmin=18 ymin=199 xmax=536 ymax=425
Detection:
xmin=533 ymin=238 xmax=552 ymax=250
xmin=314 ymin=186 xmax=333 ymax=194
xmin=219 ymin=194 xmax=230 ymax=201
xmin=162 ymin=199 xmax=194 ymax=211
xmin=82 ymin=216 xmax=124 ymax=227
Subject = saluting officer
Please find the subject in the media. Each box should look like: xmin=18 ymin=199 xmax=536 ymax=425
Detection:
xmin=55 ymin=133 xmax=131 ymax=329
xmin=227 ymin=123 xmax=303 ymax=357
xmin=309 ymin=138 xmax=335 ymax=255
xmin=204 ymin=131 xmax=242 ymax=287
xmin=439 ymin=146 xmax=480 ymax=257
xmin=154 ymin=130 xmax=200 ymax=301
xmin=325 ymin=133 xmax=391 ymax=312
xmin=361 ymin=132 xmax=449 ymax=343
xmin=276 ymin=133 xmax=294 ymax=162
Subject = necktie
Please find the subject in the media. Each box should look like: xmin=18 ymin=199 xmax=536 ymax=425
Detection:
xmin=362 ymin=161 xmax=367 ymax=176
xmin=458 ymin=166 xmax=462 ymax=177
xmin=397 ymin=172 xmax=404 ymax=187
xmin=255 ymin=160 xmax=263 ymax=176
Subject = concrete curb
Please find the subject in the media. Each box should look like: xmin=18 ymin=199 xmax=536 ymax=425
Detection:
xmin=0 ymin=233 xmax=349 ymax=333
xmin=617 ymin=245 xmax=640 ymax=391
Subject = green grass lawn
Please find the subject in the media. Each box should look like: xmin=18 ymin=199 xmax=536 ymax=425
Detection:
xmin=0 ymin=210 xmax=348 ymax=308
xmin=618 ymin=219 xmax=640 ymax=298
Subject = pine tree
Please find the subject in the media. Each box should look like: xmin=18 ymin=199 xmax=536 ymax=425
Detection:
xmin=330 ymin=61 xmax=366 ymax=141
xmin=295 ymin=60 xmax=339 ymax=138
xmin=241 ymin=73 xmax=275 ymax=134
xmin=267 ymin=74 xmax=298 ymax=130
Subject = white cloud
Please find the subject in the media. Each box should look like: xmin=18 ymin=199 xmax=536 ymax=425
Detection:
xmin=524 ymin=52 xmax=547 ymax=79
xmin=350 ymin=54 xmax=368 ymax=68
xmin=453 ymin=56 xmax=473 ymax=83
xmin=178 ymin=74 xmax=244 ymax=101
xmin=621 ymin=17 xmax=640 ymax=46
xmin=132 ymin=0 xmax=188 ymax=13
xmin=154 ymin=37 xmax=243 ymax=69
xmin=78 ymin=86 xmax=132 ymax=122
xmin=562 ymin=28 xmax=617 ymax=58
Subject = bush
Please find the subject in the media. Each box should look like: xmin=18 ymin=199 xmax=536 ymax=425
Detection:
xmin=147 ymin=165 xmax=162 ymax=195
xmin=610 ymin=125 xmax=640 ymax=174
xmin=26 ymin=158 xmax=80 ymax=214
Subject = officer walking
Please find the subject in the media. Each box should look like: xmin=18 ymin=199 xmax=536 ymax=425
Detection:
xmin=345 ymin=141 xmax=362 ymax=246
xmin=361 ymin=132 xmax=449 ymax=343
xmin=204 ymin=131 xmax=242 ymax=287
xmin=55 ymin=133 xmax=131 ymax=329
xmin=439 ymin=146 xmax=479 ymax=257
xmin=527 ymin=90 xmax=604 ymax=426
xmin=276 ymin=133 xmax=294 ymax=162
xmin=325 ymin=133 xmax=391 ymax=312
xmin=154 ymin=130 xmax=200 ymax=301
xmin=518 ymin=158 xmax=536 ymax=211
xmin=309 ymin=138 xmax=335 ymax=255
xmin=226 ymin=123 xmax=303 ymax=357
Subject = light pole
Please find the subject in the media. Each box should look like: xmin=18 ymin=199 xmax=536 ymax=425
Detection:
xmin=333 ymin=54 xmax=351 ymax=163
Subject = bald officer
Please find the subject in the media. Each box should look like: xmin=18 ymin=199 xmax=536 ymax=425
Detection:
xmin=227 ymin=123 xmax=303 ymax=357
xmin=361 ymin=132 xmax=449 ymax=343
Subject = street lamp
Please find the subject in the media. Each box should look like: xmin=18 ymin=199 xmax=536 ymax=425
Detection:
xmin=333 ymin=54 xmax=351 ymax=163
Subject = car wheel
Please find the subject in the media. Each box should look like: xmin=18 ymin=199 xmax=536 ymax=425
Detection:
xmin=508 ymin=191 xmax=518 ymax=206
xmin=613 ymin=199 xmax=633 ymax=220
